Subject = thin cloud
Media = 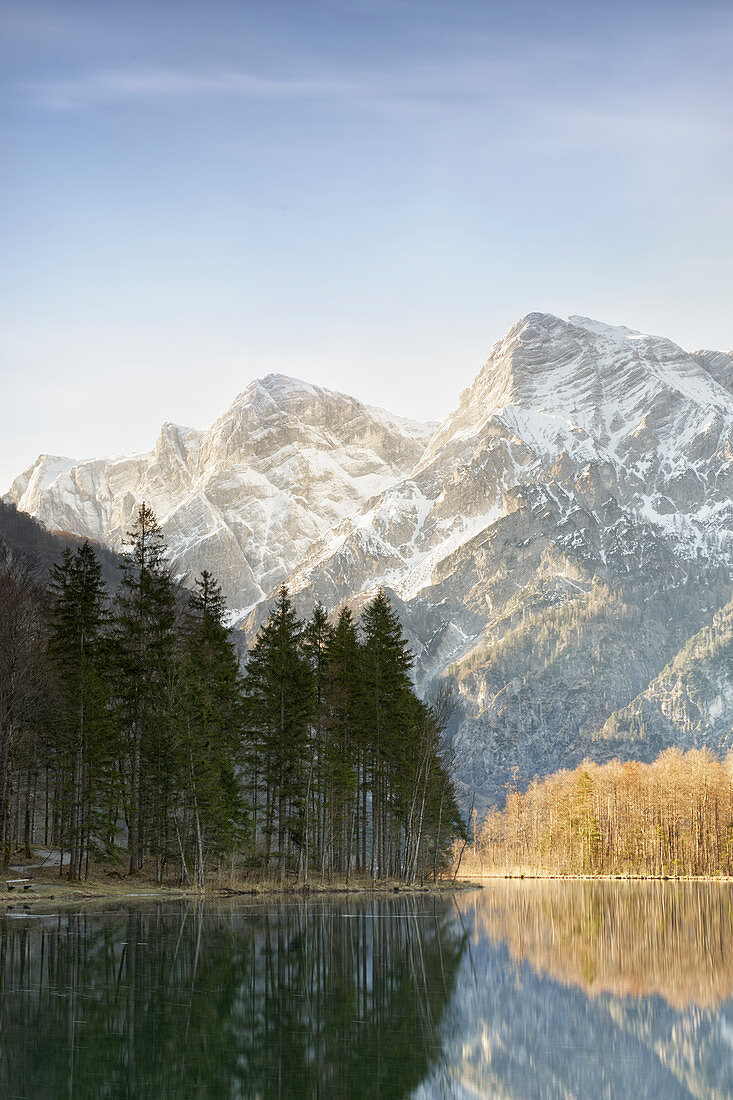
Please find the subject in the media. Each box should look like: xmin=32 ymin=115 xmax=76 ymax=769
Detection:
xmin=24 ymin=66 xmax=378 ymax=111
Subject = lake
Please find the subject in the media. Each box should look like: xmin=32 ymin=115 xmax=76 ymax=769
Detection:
xmin=1 ymin=882 xmax=732 ymax=1098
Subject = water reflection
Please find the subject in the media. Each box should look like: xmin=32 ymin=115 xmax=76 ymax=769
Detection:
xmin=469 ymin=879 xmax=733 ymax=1008
xmin=2 ymin=885 xmax=733 ymax=1099
xmin=416 ymin=881 xmax=733 ymax=1100
xmin=0 ymin=897 xmax=465 ymax=1099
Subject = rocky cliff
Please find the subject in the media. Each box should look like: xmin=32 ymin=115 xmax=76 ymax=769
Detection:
xmin=274 ymin=314 xmax=732 ymax=805
xmin=8 ymin=315 xmax=732 ymax=806
xmin=8 ymin=376 xmax=435 ymax=612
xmin=593 ymin=595 xmax=733 ymax=762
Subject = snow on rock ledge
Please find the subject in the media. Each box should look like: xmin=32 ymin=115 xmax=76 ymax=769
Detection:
xmin=6 ymin=374 xmax=435 ymax=606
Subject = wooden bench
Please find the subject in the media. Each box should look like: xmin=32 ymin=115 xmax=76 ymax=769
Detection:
xmin=6 ymin=879 xmax=31 ymax=891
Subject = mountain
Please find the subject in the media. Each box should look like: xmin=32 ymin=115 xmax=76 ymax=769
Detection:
xmin=691 ymin=348 xmax=733 ymax=397
xmin=0 ymin=499 xmax=123 ymax=589
xmin=285 ymin=313 xmax=732 ymax=609
xmin=7 ymin=315 xmax=732 ymax=807
xmin=7 ymin=375 xmax=435 ymax=613
xmin=592 ymin=594 xmax=733 ymax=761
xmin=266 ymin=314 xmax=733 ymax=805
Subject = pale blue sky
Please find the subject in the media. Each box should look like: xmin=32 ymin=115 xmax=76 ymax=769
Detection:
xmin=2 ymin=0 xmax=732 ymax=490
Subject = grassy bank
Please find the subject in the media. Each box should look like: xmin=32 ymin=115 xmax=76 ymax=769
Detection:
xmin=2 ymin=864 xmax=477 ymax=908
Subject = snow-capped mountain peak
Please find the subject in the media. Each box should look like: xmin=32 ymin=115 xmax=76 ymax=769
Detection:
xmin=418 ymin=313 xmax=729 ymax=472
xmin=6 ymin=313 xmax=732 ymax=808
xmin=260 ymin=313 xmax=732 ymax=806
xmin=6 ymin=375 xmax=436 ymax=610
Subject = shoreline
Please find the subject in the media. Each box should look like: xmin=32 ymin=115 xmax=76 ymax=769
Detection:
xmin=7 ymin=872 xmax=732 ymax=910
xmin=1 ymin=875 xmax=481 ymax=909
xmin=455 ymin=872 xmax=733 ymax=883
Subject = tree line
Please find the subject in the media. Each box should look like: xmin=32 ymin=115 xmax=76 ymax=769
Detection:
xmin=0 ymin=504 xmax=463 ymax=884
xmin=466 ymin=749 xmax=733 ymax=877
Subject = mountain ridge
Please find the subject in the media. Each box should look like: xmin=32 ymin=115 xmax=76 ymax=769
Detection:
xmin=7 ymin=314 xmax=732 ymax=806
xmin=7 ymin=373 xmax=436 ymax=613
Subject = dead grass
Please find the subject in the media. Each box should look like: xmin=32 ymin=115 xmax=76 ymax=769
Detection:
xmin=2 ymin=858 xmax=475 ymax=908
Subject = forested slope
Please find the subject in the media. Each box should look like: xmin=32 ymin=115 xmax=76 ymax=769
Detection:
xmin=0 ymin=500 xmax=122 ymax=589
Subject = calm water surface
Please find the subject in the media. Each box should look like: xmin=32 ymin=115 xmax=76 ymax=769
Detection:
xmin=1 ymin=882 xmax=732 ymax=1098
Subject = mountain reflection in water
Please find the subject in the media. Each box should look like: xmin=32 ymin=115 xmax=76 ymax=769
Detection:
xmin=1 ymin=884 xmax=732 ymax=1099
xmin=416 ymin=881 xmax=733 ymax=1099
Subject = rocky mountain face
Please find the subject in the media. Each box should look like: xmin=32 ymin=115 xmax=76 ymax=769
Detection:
xmin=7 ymin=376 xmax=434 ymax=613
xmin=286 ymin=313 xmax=732 ymax=608
xmin=263 ymin=314 xmax=733 ymax=806
xmin=593 ymin=595 xmax=733 ymax=762
xmin=691 ymin=349 xmax=733 ymax=397
xmin=7 ymin=315 xmax=732 ymax=807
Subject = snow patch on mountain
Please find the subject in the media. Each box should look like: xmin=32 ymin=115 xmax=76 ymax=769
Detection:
xmin=287 ymin=314 xmax=733 ymax=622
xmin=7 ymin=314 xmax=732 ymax=807
xmin=6 ymin=374 xmax=435 ymax=605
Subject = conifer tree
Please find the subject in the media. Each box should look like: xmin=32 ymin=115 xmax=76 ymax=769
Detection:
xmin=180 ymin=570 xmax=244 ymax=886
xmin=323 ymin=606 xmax=361 ymax=878
xmin=360 ymin=590 xmax=414 ymax=879
xmin=302 ymin=602 xmax=334 ymax=881
xmin=0 ymin=552 xmax=49 ymax=867
xmin=242 ymin=586 xmax=313 ymax=873
xmin=112 ymin=504 xmax=178 ymax=875
xmin=48 ymin=542 xmax=112 ymax=879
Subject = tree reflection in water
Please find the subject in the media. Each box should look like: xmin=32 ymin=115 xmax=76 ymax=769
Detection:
xmin=465 ymin=880 xmax=733 ymax=1008
xmin=6 ymin=885 xmax=732 ymax=1100
xmin=0 ymin=897 xmax=465 ymax=1099
xmin=413 ymin=882 xmax=733 ymax=1100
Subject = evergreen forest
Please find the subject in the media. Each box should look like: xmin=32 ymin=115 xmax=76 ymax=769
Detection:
xmin=0 ymin=505 xmax=464 ymax=885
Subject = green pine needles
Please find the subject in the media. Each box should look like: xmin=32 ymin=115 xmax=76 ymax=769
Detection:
xmin=244 ymin=587 xmax=464 ymax=884
xmin=2 ymin=505 xmax=463 ymax=885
